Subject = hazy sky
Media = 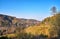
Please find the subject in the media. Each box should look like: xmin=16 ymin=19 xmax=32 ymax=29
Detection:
xmin=0 ymin=0 xmax=60 ymax=21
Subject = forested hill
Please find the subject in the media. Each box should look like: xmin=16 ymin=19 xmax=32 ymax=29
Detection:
xmin=25 ymin=13 xmax=60 ymax=38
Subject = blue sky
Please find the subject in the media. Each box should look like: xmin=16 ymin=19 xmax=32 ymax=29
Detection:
xmin=0 ymin=0 xmax=60 ymax=21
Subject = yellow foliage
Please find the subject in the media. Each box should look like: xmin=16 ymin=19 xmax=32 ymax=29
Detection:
xmin=6 ymin=34 xmax=17 ymax=38
xmin=24 ymin=23 xmax=58 ymax=37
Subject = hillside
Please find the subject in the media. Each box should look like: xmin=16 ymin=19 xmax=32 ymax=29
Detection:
xmin=25 ymin=13 xmax=60 ymax=38
xmin=0 ymin=14 xmax=40 ymax=27
xmin=0 ymin=14 xmax=40 ymax=35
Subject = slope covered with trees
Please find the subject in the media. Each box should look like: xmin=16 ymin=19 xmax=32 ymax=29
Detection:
xmin=25 ymin=13 xmax=60 ymax=38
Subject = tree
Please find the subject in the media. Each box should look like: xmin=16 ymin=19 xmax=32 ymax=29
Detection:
xmin=50 ymin=6 xmax=57 ymax=15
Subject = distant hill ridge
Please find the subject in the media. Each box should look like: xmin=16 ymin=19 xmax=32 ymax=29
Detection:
xmin=0 ymin=14 xmax=40 ymax=27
